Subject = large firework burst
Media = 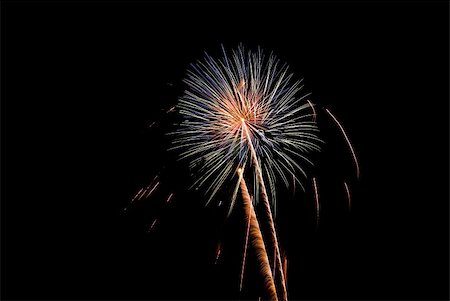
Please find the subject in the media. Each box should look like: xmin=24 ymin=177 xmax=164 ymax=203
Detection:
xmin=126 ymin=45 xmax=360 ymax=301
xmin=170 ymin=46 xmax=323 ymax=300
xmin=171 ymin=46 xmax=322 ymax=212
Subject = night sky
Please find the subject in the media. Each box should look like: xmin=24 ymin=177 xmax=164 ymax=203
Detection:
xmin=2 ymin=1 xmax=449 ymax=300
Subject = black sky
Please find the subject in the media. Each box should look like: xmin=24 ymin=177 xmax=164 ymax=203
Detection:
xmin=2 ymin=1 xmax=449 ymax=300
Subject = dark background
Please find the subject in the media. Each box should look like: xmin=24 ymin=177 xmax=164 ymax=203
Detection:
xmin=2 ymin=1 xmax=449 ymax=300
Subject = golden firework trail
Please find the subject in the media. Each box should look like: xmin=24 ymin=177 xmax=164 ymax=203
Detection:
xmin=239 ymin=170 xmax=278 ymax=301
xmin=240 ymin=96 xmax=288 ymax=301
xmin=239 ymin=190 xmax=252 ymax=292
xmin=282 ymin=253 xmax=288 ymax=289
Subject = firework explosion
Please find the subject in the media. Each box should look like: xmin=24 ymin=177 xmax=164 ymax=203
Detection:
xmin=169 ymin=46 xmax=323 ymax=300
xmin=126 ymin=45 xmax=360 ymax=301
xmin=171 ymin=46 xmax=322 ymax=210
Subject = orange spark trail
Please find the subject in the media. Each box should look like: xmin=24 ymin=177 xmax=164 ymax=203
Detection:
xmin=344 ymin=182 xmax=351 ymax=211
xmin=307 ymin=100 xmax=317 ymax=122
xmin=272 ymin=248 xmax=277 ymax=282
xmin=312 ymin=177 xmax=320 ymax=228
xmin=239 ymin=196 xmax=252 ymax=292
xmin=239 ymin=174 xmax=278 ymax=301
xmin=135 ymin=175 xmax=159 ymax=201
xmin=283 ymin=254 xmax=288 ymax=287
xmin=325 ymin=108 xmax=360 ymax=179
xmin=124 ymin=175 xmax=159 ymax=211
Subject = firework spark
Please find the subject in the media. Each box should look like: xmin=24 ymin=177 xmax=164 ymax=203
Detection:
xmin=215 ymin=243 xmax=222 ymax=265
xmin=312 ymin=177 xmax=320 ymax=228
xmin=325 ymin=108 xmax=360 ymax=179
xmin=124 ymin=175 xmax=160 ymax=211
xmin=344 ymin=182 xmax=351 ymax=211
xmin=138 ymin=175 xmax=159 ymax=200
xmin=142 ymin=181 xmax=160 ymax=199
xmin=306 ymin=99 xmax=316 ymax=122
xmin=148 ymin=219 xmax=158 ymax=232
xmin=292 ymin=174 xmax=296 ymax=198
xmin=165 ymin=193 xmax=174 ymax=203
xmin=130 ymin=188 xmax=144 ymax=203
xmin=166 ymin=106 xmax=176 ymax=113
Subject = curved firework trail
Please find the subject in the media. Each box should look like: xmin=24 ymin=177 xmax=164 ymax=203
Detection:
xmin=344 ymin=181 xmax=352 ymax=211
xmin=171 ymin=45 xmax=322 ymax=300
xmin=312 ymin=177 xmax=320 ymax=229
xmin=325 ymin=108 xmax=360 ymax=179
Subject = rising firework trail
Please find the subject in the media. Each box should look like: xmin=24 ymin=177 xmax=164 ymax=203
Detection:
xmin=240 ymin=191 xmax=252 ymax=292
xmin=239 ymin=169 xmax=278 ymax=301
xmin=241 ymin=116 xmax=287 ymax=300
xmin=282 ymin=253 xmax=288 ymax=288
